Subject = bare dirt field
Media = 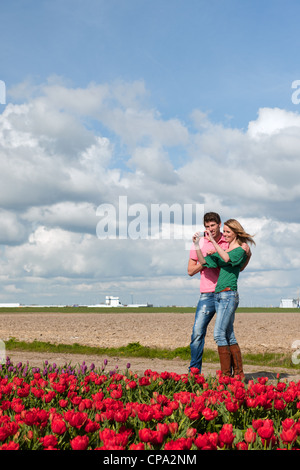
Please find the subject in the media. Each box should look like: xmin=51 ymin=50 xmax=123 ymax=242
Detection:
xmin=1 ymin=310 xmax=300 ymax=381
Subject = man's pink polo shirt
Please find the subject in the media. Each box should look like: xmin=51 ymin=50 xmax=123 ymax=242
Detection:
xmin=189 ymin=234 xmax=228 ymax=293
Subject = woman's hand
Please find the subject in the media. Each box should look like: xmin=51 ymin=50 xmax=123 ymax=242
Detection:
xmin=205 ymin=229 xmax=215 ymax=244
xmin=241 ymin=243 xmax=250 ymax=255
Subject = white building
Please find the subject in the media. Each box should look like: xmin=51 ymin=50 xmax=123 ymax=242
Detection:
xmin=0 ymin=303 xmax=20 ymax=308
xmin=279 ymin=298 xmax=299 ymax=308
xmin=105 ymin=296 xmax=124 ymax=307
xmin=87 ymin=295 xmax=152 ymax=308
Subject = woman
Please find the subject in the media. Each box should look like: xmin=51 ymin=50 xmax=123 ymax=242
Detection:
xmin=193 ymin=219 xmax=255 ymax=379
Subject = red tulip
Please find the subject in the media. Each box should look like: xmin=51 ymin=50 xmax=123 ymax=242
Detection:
xmin=282 ymin=418 xmax=295 ymax=430
xmin=244 ymin=427 xmax=256 ymax=444
xmin=202 ymin=407 xmax=218 ymax=421
xmin=40 ymin=434 xmax=58 ymax=448
xmin=51 ymin=418 xmax=67 ymax=435
xmin=130 ymin=442 xmax=145 ymax=450
xmin=219 ymin=424 xmax=235 ymax=448
xmin=168 ymin=422 xmax=179 ymax=435
xmin=257 ymin=420 xmax=274 ymax=440
xmin=139 ymin=428 xmax=154 ymax=443
xmin=70 ymin=435 xmax=89 ymax=450
xmin=0 ymin=441 xmax=20 ymax=450
xmin=280 ymin=427 xmax=297 ymax=445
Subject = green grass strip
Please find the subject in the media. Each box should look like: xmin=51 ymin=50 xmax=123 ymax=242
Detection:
xmin=4 ymin=338 xmax=299 ymax=370
xmin=0 ymin=307 xmax=299 ymax=314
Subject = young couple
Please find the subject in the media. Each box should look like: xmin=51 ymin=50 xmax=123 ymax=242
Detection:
xmin=188 ymin=212 xmax=255 ymax=379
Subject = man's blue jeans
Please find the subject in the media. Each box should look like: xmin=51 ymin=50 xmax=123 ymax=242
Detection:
xmin=189 ymin=293 xmax=216 ymax=372
xmin=213 ymin=291 xmax=239 ymax=346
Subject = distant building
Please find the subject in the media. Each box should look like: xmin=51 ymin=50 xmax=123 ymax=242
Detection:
xmin=126 ymin=303 xmax=153 ymax=308
xmin=87 ymin=295 xmax=153 ymax=308
xmin=279 ymin=298 xmax=299 ymax=308
xmin=105 ymin=296 xmax=124 ymax=307
xmin=0 ymin=303 xmax=20 ymax=308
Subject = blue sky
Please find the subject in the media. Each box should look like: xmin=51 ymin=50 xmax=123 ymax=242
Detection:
xmin=0 ymin=0 xmax=300 ymax=307
xmin=2 ymin=0 xmax=299 ymax=126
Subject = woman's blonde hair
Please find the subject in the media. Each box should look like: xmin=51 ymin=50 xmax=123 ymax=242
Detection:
xmin=224 ymin=219 xmax=256 ymax=246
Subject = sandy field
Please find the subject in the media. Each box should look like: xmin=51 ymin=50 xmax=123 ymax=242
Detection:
xmin=1 ymin=310 xmax=300 ymax=381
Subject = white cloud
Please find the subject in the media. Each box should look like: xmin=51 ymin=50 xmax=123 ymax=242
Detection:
xmin=129 ymin=146 xmax=179 ymax=184
xmin=0 ymin=210 xmax=28 ymax=244
xmin=248 ymin=107 xmax=300 ymax=138
xmin=24 ymin=201 xmax=98 ymax=234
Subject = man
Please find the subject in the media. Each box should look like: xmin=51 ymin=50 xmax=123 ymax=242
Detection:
xmin=188 ymin=212 xmax=250 ymax=373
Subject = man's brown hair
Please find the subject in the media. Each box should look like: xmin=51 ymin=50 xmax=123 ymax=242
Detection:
xmin=203 ymin=212 xmax=221 ymax=225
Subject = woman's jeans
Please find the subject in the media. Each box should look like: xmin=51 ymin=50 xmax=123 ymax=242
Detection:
xmin=214 ymin=291 xmax=239 ymax=347
xmin=189 ymin=291 xmax=240 ymax=372
xmin=189 ymin=293 xmax=216 ymax=372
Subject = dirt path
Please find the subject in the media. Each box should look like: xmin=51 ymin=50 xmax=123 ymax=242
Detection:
xmin=4 ymin=350 xmax=300 ymax=384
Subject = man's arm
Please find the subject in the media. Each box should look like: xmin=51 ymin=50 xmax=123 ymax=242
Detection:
xmin=187 ymin=258 xmax=203 ymax=277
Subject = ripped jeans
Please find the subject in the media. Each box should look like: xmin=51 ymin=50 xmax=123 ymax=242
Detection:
xmin=213 ymin=290 xmax=239 ymax=346
xmin=189 ymin=293 xmax=216 ymax=372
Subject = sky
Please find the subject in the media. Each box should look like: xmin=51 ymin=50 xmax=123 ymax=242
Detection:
xmin=0 ymin=0 xmax=300 ymax=307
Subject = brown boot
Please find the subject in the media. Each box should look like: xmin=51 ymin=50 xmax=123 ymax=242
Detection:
xmin=217 ymin=346 xmax=232 ymax=376
xmin=229 ymin=343 xmax=245 ymax=380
